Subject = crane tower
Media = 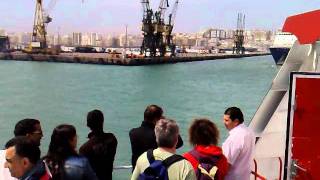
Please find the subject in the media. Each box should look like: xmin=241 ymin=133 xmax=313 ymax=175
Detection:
xmin=140 ymin=0 xmax=179 ymax=57
xmin=233 ymin=13 xmax=245 ymax=54
xmin=32 ymin=0 xmax=47 ymax=49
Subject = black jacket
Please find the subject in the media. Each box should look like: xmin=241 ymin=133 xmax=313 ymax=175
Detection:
xmin=79 ymin=132 xmax=117 ymax=180
xmin=21 ymin=161 xmax=48 ymax=180
xmin=129 ymin=121 xmax=183 ymax=170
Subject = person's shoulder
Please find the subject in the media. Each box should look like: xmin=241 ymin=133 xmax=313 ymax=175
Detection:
xmin=129 ymin=126 xmax=142 ymax=135
xmin=135 ymin=151 xmax=149 ymax=165
xmin=238 ymin=124 xmax=255 ymax=137
xmin=171 ymin=157 xmax=195 ymax=177
xmin=79 ymin=139 xmax=93 ymax=153
xmin=104 ymin=132 xmax=117 ymax=139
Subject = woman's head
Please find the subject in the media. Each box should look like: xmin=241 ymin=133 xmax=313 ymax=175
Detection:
xmin=189 ymin=118 xmax=219 ymax=146
xmin=48 ymin=124 xmax=77 ymax=159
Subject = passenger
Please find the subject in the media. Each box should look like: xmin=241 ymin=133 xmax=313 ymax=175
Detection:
xmin=129 ymin=105 xmax=183 ymax=170
xmin=183 ymin=118 xmax=229 ymax=180
xmin=0 ymin=118 xmax=44 ymax=180
xmin=79 ymin=109 xmax=118 ymax=180
xmin=4 ymin=136 xmax=50 ymax=180
xmin=44 ymin=124 xmax=98 ymax=180
xmin=222 ymin=107 xmax=255 ymax=180
xmin=131 ymin=118 xmax=196 ymax=180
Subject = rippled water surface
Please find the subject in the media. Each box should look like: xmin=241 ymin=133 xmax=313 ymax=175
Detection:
xmin=0 ymin=56 xmax=277 ymax=179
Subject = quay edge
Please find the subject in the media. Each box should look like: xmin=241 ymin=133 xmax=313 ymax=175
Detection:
xmin=0 ymin=52 xmax=271 ymax=66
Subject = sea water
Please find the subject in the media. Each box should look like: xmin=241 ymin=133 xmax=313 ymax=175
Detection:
xmin=0 ymin=56 xmax=278 ymax=179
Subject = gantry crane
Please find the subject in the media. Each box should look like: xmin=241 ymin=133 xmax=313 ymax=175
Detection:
xmin=140 ymin=0 xmax=179 ymax=57
xmin=233 ymin=13 xmax=245 ymax=54
xmin=24 ymin=0 xmax=59 ymax=54
xmin=165 ymin=0 xmax=179 ymax=56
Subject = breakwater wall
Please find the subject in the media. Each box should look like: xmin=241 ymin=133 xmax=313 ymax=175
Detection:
xmin=0 ymin=52 xmax=270 ymax=66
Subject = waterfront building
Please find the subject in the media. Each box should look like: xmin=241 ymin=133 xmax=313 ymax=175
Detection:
xmin=72 ymin=32 xmax=82 ymax=46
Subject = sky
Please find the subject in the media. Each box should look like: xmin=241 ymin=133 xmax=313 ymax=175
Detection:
xmin=0 ymin=0 xmax=319 ymax=35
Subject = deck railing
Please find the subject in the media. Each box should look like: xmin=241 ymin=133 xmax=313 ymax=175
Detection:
xmin=251 ymin=157 xmax=283 ymax=180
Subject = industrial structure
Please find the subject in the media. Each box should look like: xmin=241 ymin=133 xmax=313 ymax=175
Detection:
xmin=24 ymin=0 xmax=58 ymax=54
xmin=140 ymin=0 xmax=179 ymax=57
xmin=0 ymin=36 xmax=10 ymax=52
xmin=233 ymin=13 xmax=245 ymax=54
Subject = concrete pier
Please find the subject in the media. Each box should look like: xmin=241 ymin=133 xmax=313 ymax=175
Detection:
xmin=0 ymin=52 xmax=270 ymax=66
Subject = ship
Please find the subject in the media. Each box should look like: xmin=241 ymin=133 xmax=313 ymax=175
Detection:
xmin=250 ymin=9 xmax=320 ymax=179
xmin=269 ymin=32 xmax=296 ymax=65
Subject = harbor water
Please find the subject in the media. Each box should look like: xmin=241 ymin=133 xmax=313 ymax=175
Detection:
xmin=0 ymin=56 xmax=277 ymax=179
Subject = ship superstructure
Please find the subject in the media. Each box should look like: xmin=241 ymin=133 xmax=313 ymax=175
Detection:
xmin=269 ymin=32 xmax=297 ymax=65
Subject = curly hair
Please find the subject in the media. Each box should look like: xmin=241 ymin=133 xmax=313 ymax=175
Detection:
xmin=189 ymin=118 xmax=219 ymax=146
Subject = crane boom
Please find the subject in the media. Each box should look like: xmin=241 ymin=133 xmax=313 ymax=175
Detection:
xmin=158 ymin=0 xmax=169 ymax=22
xmin=169 ymin=0 xmax=179 ymax=27
xmin=46 ymin=0 xmax=59 ymax=14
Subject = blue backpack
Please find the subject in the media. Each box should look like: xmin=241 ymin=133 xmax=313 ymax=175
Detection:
xmin=138 ymin=149 xmax=184 ymax=180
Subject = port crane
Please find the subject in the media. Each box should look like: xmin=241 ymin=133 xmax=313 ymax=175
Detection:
xmin=24 ymin=0 xmax=61 ymax=54
xmin=140 ymin=0 xmax=179 ymax=57
xmin=233 ymin=13 xmax=245 ymax=54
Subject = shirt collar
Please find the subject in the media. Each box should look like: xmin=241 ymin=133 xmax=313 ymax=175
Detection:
xmin=229 ymin=123 xmax=245 ymax=134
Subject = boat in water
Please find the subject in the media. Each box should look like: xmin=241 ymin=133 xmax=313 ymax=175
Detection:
xmin=269 ymin=32 xmax=296 ymax=65
xmin=250 ymin=9 xmax=320 ymax=179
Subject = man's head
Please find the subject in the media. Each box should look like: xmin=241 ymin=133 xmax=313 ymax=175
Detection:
xmin=87 ymin=109 xmax=104 ymax=132
xmin=144 ymin=105 xmax=163 ymax=124
xmin=4 ymin=136 xmax=40 ymax=178
xmin=14 ymin=119 xmax=43 ymax=146
xmin=155 ymin=118 xmax=179 ymax=149
xmin=223 ymin=107 xmax=244 ymax=130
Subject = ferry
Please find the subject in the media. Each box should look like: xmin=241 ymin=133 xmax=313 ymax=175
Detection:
xmin=269 ymin=32 xmax=296 ymax=65
xmin=250 ymin=9 xmax=320 ymax=179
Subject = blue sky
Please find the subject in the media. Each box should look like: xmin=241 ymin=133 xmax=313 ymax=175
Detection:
xmin=0 ymin=0 xmax=319 ymax=34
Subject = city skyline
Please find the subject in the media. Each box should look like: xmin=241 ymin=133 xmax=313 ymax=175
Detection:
xmin=0 ymin=0 xmax=319 ymax=34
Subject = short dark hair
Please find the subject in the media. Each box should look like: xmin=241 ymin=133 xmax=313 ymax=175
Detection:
xmin=87 ymin=109 xmax=104 ymax=131
xmin=144 ymin=105 xmax=163 ymax=122
xmin=189 ymin=118 xmax=219 ymax=146
xmin=224 ymin=107 xmax=244 ymax=124
xmin=5 ymin=136 xmax=40 ymax=164
xmin=14 ymin=119 xmax=40 ymax=136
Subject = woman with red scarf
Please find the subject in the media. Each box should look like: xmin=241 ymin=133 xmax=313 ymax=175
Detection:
xmin=183 ymin=118 xmax=229 ymax=180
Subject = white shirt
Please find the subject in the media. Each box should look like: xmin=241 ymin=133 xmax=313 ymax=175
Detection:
xmin=0 ymin=150 xmax=16 ymax=180
xmin=222 ymin=124 xmax=255 ymax=180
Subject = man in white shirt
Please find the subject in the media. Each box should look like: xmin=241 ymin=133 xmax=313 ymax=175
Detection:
xmin=0 ymin=119 xmax=43 ymax=180
xmin=222 ymin=107 xmax=255 ymax=180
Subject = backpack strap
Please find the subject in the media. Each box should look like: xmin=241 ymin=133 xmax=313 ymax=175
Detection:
xmin=162 ymin=154 xmax=185 ymax=168
xmin=146 ymin=149 xmax=155 ymax=164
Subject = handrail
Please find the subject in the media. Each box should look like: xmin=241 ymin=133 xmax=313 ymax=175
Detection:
xmin=251 ymin=159 xmax=267 ymax=180
xmin=251 ymin=157 xmax=283 ymax=180
xmin=278 ymin=157 xmax=282 ymax=180
xmin=114 ymin=165 xmax=132 ymax=170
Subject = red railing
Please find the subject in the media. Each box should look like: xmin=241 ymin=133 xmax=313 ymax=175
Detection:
xmin=278 ymin=157 xmax=282 ymax=180
xmin=251 ymin=159 xmax=267 ymax=180
xmin=251 ymin=157 xmax=283 ymax=180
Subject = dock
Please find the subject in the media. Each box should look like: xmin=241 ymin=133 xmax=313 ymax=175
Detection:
xmin=0 ymin=52 xmax=270 ymax=66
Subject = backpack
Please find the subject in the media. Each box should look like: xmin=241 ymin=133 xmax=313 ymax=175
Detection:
xmin=189 ymin=150 xmax=220 ymax=180
xmin=138 ymin=149 xmax=185 ymax=180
